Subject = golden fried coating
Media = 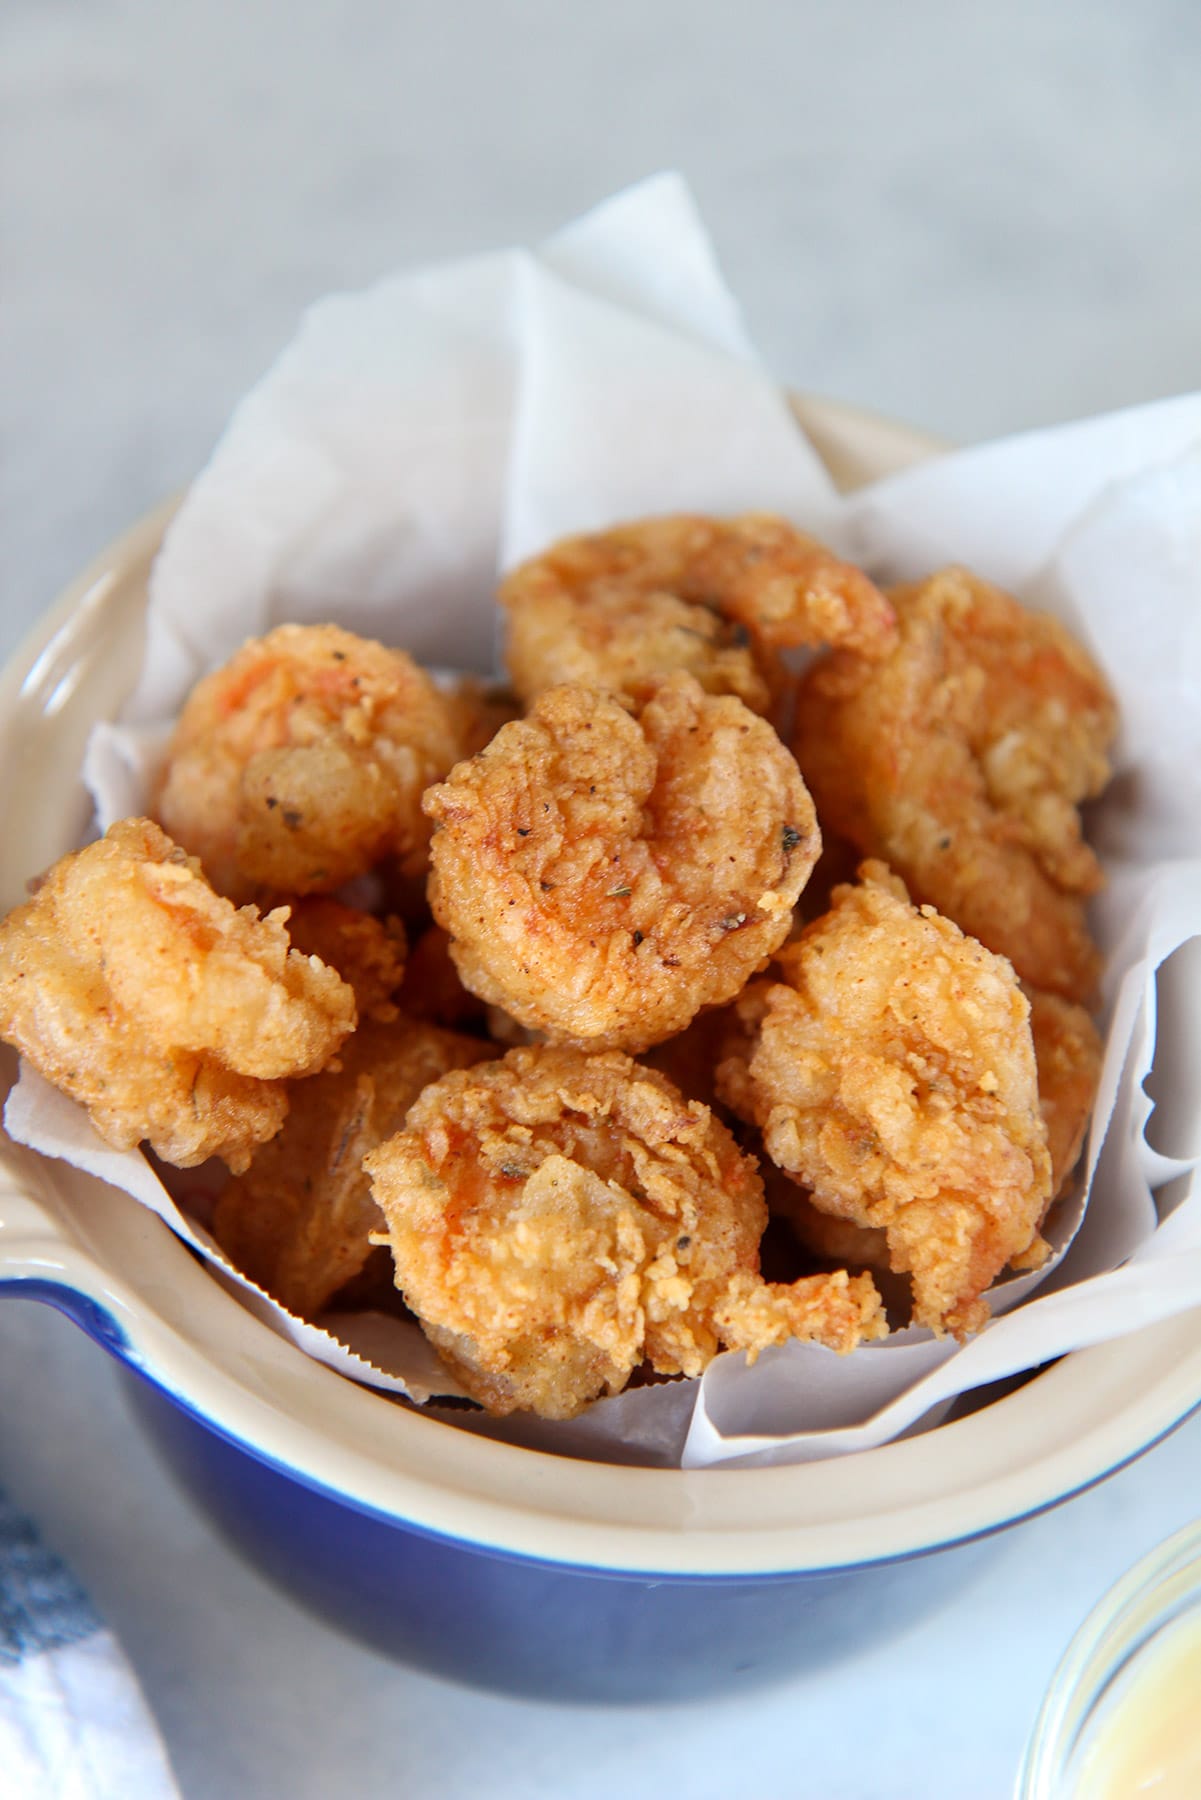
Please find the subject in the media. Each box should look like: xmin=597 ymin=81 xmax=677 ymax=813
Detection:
xmin=666 ymin=513 xmax=897 ymax=654
xmin=773 ymin=991 xmax=1102 ymax=1273
xmin=713 ymin=1267 xmax=885 ymax=1360
xmin=500 ymin=514 xmax=894 ymax=714
xmin=157 ymin=623 xmax=460 ymax=899
xmin=425 ymin=674 xmax=820 ymax=1052
xmin=502 ymin=549 xmax=775 ymax=715
xmin=0 ymin=819 xmax=355 ymax=1170
xmin=1027 ymin=986 xmax=1104 ymax=1202
xmin=716 ymin=862 xmax=1053 ymax=1336
xmin=213 ymin=1015 xmax=493 ymax=1318
xmin=364 ymin=1044 xmax=885 ymax=1418
xmin=279 ymin=898 xmax=406 ymax=1021
xmin=793 ymin=567 xmax=1117 ymax=1002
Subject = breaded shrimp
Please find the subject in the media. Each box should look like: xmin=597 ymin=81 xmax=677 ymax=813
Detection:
xmin=503 ymin=560 xmax=776 ymax=715
xmin=716 ymin=862 xmax=1053 ymax=1336
xmin=279 ymin=897 xmax=406 ymax=1022
xmin=364 ymin=1045 xmax=885 ymax=1419
xmin=668 ymin=513 xmax=897 ymax=653
xmin=500 ymin=513 xmax=895 ymax=713
xmin=792 ymin=567 xmax=1117 ymax=1002
xmin=0 ymin=819 xmax=355 ymax=1170
xmin=157 ymin=623 xmax=460 ymax=899
xmin=213 ymin=1015 xmax=493 ymax=1318
xmin=425 ymin=673 xmax=821 ymax=1052
xmin=776 ymin=988 xmax=1103 ymax=1275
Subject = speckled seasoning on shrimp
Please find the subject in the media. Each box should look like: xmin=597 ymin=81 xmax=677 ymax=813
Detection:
xmin=500 ymin=512 xmax=896 ymax=714
xmin=157 ymin=623 xmax=460 ymax=899
xmin=0 ymin=818 xmax=355 ymax=1170
xmin=792 ymin=566 xmax=1117 ymax=1002
xmin=716 ymin=861 xmax=1053 ymax=1336
xmin=424 ymin=672 xmax=821 ymax=1052
xmin=364 ymin=1044 xmax=886 ymax=1419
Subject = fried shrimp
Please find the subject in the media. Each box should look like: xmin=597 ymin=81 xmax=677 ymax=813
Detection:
xmin=502 ymin=552 xmax=776 ymax=714
xmin=792 ymin=567 xmax=1117 ymax=1003
xmin=363 ymin=1045 xmax=885 ymax=1419
xmin=279 ymin=898 xmax=406 ymax=1021
xmin=157 ymin=623 xmax=460 ymax=899
xmin=500 ymin=513 xmax=895 ymax=713
xmin=716 ymin=862 xmax=1053 ymax=1336
xmin=770 ymin=993 xmax=1101 ymax=1288
xmin=213 ymin=1015 xmax=493 ymax=1318
xmin=773 ymin=990 xmax=1102 ymax=1285
xmin=425 ymin=673 xmax=821 ymax=1052
xmin=0 ymin=819 xmax=355 ymax=1170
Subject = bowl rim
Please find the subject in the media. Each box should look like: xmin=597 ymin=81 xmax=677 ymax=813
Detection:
xmin=9 ymin=1132 xmax=1201 ymax=1581
xmin=3 ymin=395 xmax=1200 ymax=1581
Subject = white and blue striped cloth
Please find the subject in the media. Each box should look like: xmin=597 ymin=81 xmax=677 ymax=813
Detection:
xmin=0 ymin=1489 xmax=180 ymax=1799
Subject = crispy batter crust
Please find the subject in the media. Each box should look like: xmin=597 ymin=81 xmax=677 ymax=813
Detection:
xmin=717 ymin=862 xmax=1053 ymax=1335
xmin=276 ymin=897 xmax=406 ymax=1021
xmin=777 ymin=990 xmax=1103 ymax=1275
xmin=793 ymin=567 xmax=1116 ymax=1002
xmin=157 ymin=623 xmax=459 ymax=898
xmin=0 ymin=819 xmax=355 ymax=1170
xmin=365 ymin=1044 xmax=884 ymax=1418
xmin=425 ymin=674 xmax=820 ymax=1052
xmin=500 ymin=513 xmax=895 ymax=715
xmin=213 ymin=1015 xmax=493 ymax=1317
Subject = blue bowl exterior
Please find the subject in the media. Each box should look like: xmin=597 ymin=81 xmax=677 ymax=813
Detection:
xmin=6 ymin=1277 xmax=997 ymax=1701
xmin=23 ymin=1277 xmax=1194 ymax=1704
xmin=2 ymin=1278 xmax=132 ymax=1358
xmin=122 ymin=1373 xmax=993 ymax=1703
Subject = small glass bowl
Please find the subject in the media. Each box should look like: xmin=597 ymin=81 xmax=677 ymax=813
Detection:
xmin=1017 ymin=1517 xmax=1201 ymax=1798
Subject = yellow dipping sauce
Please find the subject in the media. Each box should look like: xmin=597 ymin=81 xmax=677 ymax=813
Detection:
xmin=1073 ymin=1611 xmax=1201 ymax=1799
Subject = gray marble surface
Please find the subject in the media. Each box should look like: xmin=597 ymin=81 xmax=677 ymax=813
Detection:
xmin=3 ymin=5 xmax=1201 ymax=1797
xmin=4 ymin=0 xmax=1201 ymax=660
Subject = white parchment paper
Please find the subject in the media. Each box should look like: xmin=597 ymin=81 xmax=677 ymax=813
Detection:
xmin=7 ymin=173 xmax=1201 ymax=1468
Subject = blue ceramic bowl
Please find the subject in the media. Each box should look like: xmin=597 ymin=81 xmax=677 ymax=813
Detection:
xmin=4 ymin=404 xmax=1201 ymax=1704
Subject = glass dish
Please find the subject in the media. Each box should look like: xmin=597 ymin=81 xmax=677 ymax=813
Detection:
xmin=1018 ymin=1517 xmax=1201 ymax=1798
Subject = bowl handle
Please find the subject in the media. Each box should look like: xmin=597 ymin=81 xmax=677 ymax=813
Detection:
xmin=0 ymin=1142 xmax=133 ymax=1356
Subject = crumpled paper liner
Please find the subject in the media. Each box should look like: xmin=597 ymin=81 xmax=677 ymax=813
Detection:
xmin=7 ymin=174 xmax=1201 ymax=1469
